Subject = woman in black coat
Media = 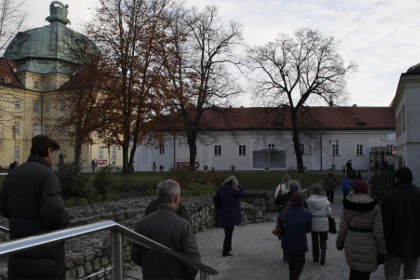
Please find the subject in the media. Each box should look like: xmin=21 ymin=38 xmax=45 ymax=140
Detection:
xmin=216 ymin=175 xmax=245 ymax=257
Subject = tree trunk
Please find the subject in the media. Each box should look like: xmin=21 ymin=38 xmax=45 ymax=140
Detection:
xmin=187 ymin=133 xmax=197 ymax=171
xmin=74 ymin=145 xmax=82 ymax=165
xmin=291 ymin=111 xmax=304 ymax=172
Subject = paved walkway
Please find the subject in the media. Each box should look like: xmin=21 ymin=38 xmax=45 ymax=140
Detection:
xmin=124 ymin=189 xmax=419 ymax=280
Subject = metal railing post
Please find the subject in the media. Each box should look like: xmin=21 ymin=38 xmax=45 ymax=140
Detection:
xmin=110 ymin=230 xmax=124 ymax=280
xmin=200 ymin=270 xmax=209 ymax=280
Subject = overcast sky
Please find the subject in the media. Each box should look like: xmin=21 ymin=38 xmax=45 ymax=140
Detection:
xmin=26 ymin=0 xmax=420 ymax=107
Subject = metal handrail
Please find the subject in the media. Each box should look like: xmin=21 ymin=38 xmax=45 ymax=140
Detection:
xmin=0 ymin=220 xmax=218 ymax=279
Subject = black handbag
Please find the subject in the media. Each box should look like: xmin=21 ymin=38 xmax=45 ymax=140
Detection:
xmin=328 ymin=217 xmax=337 ymax=234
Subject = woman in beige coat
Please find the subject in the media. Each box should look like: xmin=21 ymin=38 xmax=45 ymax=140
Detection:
xmin=336 ymin=181 xmax=386 ymax=280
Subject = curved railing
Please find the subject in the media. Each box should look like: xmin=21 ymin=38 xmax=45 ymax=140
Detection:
xmin=0 ymin=221 xmax=218 ymax=279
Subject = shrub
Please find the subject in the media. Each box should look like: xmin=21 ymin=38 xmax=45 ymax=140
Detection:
xmin=369 ymin=170 xmax=395 ymax=201
xmin=56 ymin=161 xmax=89 ymax=199
xmin=93 ymin=166 xmax=113 ymax=200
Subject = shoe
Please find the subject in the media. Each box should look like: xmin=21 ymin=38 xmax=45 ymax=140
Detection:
xmin=320 ymin=259 xmax=325 ymax=266
xmin=222 ymin=253 xmax=233 ymax=257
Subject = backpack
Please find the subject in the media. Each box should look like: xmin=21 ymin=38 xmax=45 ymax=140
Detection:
xmin=213 ymin=190 xmax=221 ymax=210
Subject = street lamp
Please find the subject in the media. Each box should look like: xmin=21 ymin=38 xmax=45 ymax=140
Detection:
xmin=331 ymin=139 xmax=338 ymax=170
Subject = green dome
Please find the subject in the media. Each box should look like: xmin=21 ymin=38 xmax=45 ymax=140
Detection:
xmin=4 ymin=1 xmax=98 ymax=75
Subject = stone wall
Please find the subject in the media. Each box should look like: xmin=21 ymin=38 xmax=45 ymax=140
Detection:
xmin=0 ymin=191 xmax=276 ymax=279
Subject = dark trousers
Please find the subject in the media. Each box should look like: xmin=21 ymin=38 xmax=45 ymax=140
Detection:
xmin=349 ymin=268 xmax=371 ymax=280
xmin=223 ymin=226 xmax=234 ymax=255
xmin=287 ymin=252 xmax=305 ymax=280
xmin=326 ymin=191 xmax=335 ymax=203
xmin=343 ymin=189 xmax=350 ymax=198
xmin=311 ymin=231 xmax=328 ymax=262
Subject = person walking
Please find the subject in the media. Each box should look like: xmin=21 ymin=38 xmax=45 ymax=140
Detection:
xmin=275 ymin=180 xmax=303 ymax=263
xmin=381 ymin=166 xmax=420 ymax=280
xmin=0 ymin=135 xmax=70 ymax=280
xmin=340 ymin=174 xmax=353 ymax=199
xmin=323 ymin=170 xmax=338 ymax=203
xmin=217 ymin=175 xmax=245 ymax=257
xmin=336 ymin=180 xmax=386 ymax=280
xmin=131 ymin=179 xmax=200 ymax=280
xmin=279 ymin=191 xmax=312 ymax=280
xmin=307 ymin=184 xmax=331 ymax=266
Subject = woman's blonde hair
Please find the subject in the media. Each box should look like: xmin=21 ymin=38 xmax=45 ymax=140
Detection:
xmin=222 ymin=175 xmax=239 ymax=190
xmin=280 ymin=174 xmax=291 ymax=186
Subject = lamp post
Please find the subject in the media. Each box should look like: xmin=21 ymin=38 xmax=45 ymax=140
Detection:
xmin=332 ymin=139 xmax=338 ymax=170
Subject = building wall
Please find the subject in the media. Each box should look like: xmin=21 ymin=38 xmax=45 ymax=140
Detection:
xmin=134 ymin=130 xmax=396 ymax=172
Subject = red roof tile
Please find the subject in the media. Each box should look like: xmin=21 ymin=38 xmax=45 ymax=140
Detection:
xmin=169 ymin=106 xmax=395 ymax=131
xmin=0 ymin=58 xmax=24 ymax=89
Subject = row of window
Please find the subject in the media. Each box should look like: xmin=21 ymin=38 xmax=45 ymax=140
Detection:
xmin=157 ymin=143 xmax=395 ymax=156
xmin=14 ymin=101 xmax=66 ymax=112
xmin=98 ymin=146 xmax=118 ymax=159
xmin=33 ymin=80 xmax=52 ymax=90
xmin=396 ymin=105 xmax=406 ymax=137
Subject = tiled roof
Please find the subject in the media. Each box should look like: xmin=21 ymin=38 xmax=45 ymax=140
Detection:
xmin=169 ymin=106 xmax=395 ymax=131
xmin=0 ymin=58 xmax=24 ymax=89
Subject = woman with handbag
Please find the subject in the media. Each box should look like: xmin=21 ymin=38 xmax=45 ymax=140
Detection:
xmin=336 ymin=180 xmax=386 ymax=280
xmin=306 ymin=184 xmax=331 ymax=266
xmin=217 ymin=175 xmax=245 ymax=257
xmin=279 ymin=191 xmax=312 ymax=280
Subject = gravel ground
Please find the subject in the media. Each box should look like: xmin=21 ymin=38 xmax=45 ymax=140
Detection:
xmin=125 ymin=191 xmax=420 ymax=280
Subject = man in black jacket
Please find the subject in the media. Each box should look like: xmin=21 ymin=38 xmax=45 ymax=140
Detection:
xmin=0 ymin=135 xmax=70 ymax=280
xmin=382 ymin=166 xmax=420 ymax=280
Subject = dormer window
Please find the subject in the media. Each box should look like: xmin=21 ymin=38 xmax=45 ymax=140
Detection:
xmin=4 ymin=77 xmax=10 ymax=84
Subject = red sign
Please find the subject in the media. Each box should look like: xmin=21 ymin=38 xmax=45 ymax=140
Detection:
xmin=95 ymin=160 xmax=107 ymax=165
xmin=176 ymin=162 xmax=200 ymax=169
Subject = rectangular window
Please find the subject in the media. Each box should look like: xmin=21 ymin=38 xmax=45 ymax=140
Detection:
xmin=14 ymin=100 xmax=20 ymax=109
xmin=99 ymin=146 xmax=104 ymax=159
xmin=112 ymin=146 xmax=117 ymax=159
xmin=356 ymin=144 xmax=364 ymax=155
xmin=59 ymin=102 xmax=65 ymax=111
xmin=159 ymin=145 xmax=165 ymax=154
xmin=13 ymin=121 xmax=20 ymax=134
xmin=33 ymin=102 xmax=39 ymax=111
xmin=300 ymin=144 xmax=305 ymax=154
xmin=268 ymin=143 xmax=275 ymax=150
xmin=387 ymin=144 xmax=394 ymax=155
xmin=45 ymin=81 xmax=51 ymax=90
xmin=45 ymin=103 xmax=50 ymax=112
xmin=239 ymin=145 xmax=246 ymax=156
xmin=14 ymin=145 xmax=20 ymax=158
xmin=44 ymin=123 xmax=49 ymax=135
xmin=332 ymin=144 xmax=339 ymax=155
xmin=33 ymin=122 xmax=40 ymax=135
xmin=402 ymin=105 xmax=406 ymax=132
xmin=34 ymin=80 xmax=39 ymax=89
xmin=214 ymin=145 xmax=222 ymax=156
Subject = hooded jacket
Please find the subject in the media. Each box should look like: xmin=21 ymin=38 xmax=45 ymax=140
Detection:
xmin=0 ymin=154 xmax=70 ymax=280
xmin=307 ymin=194 xmax=331 ymax=232
xmin=336 ymin=193 xmax=386 ymax=272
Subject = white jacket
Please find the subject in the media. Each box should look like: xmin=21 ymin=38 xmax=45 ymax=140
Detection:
xmin=307 ymin=194 xmax=331 ymax=232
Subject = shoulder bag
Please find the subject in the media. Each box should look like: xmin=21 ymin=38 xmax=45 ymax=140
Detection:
xmin=272 ymin=205 xmax=289 ymax=237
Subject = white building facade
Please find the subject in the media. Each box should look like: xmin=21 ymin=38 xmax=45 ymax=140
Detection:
xmin=392 ymin=63 xmax=420 ymax=186
xmin=134 ymin=107 xmax=396 ymax=173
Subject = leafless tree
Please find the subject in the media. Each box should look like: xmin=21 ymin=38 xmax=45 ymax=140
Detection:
xmin=0 ymin=0 xmax=27 ymax=55
xmin=247 ymin=28 xmax=357 ymax=172
xmin=159 ymin=5 xmax=243 ymax=170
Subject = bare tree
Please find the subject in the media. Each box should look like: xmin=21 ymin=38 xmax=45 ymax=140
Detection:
xmin=247 ymin=28 xmax=357 ymax=172
xmin=159 ymin=5 xmax=243 ymax=170
xmin=0 ymin=0 xmax=27 ymax=55
xmin=87 ymin=0 xmax=178 ymax=174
